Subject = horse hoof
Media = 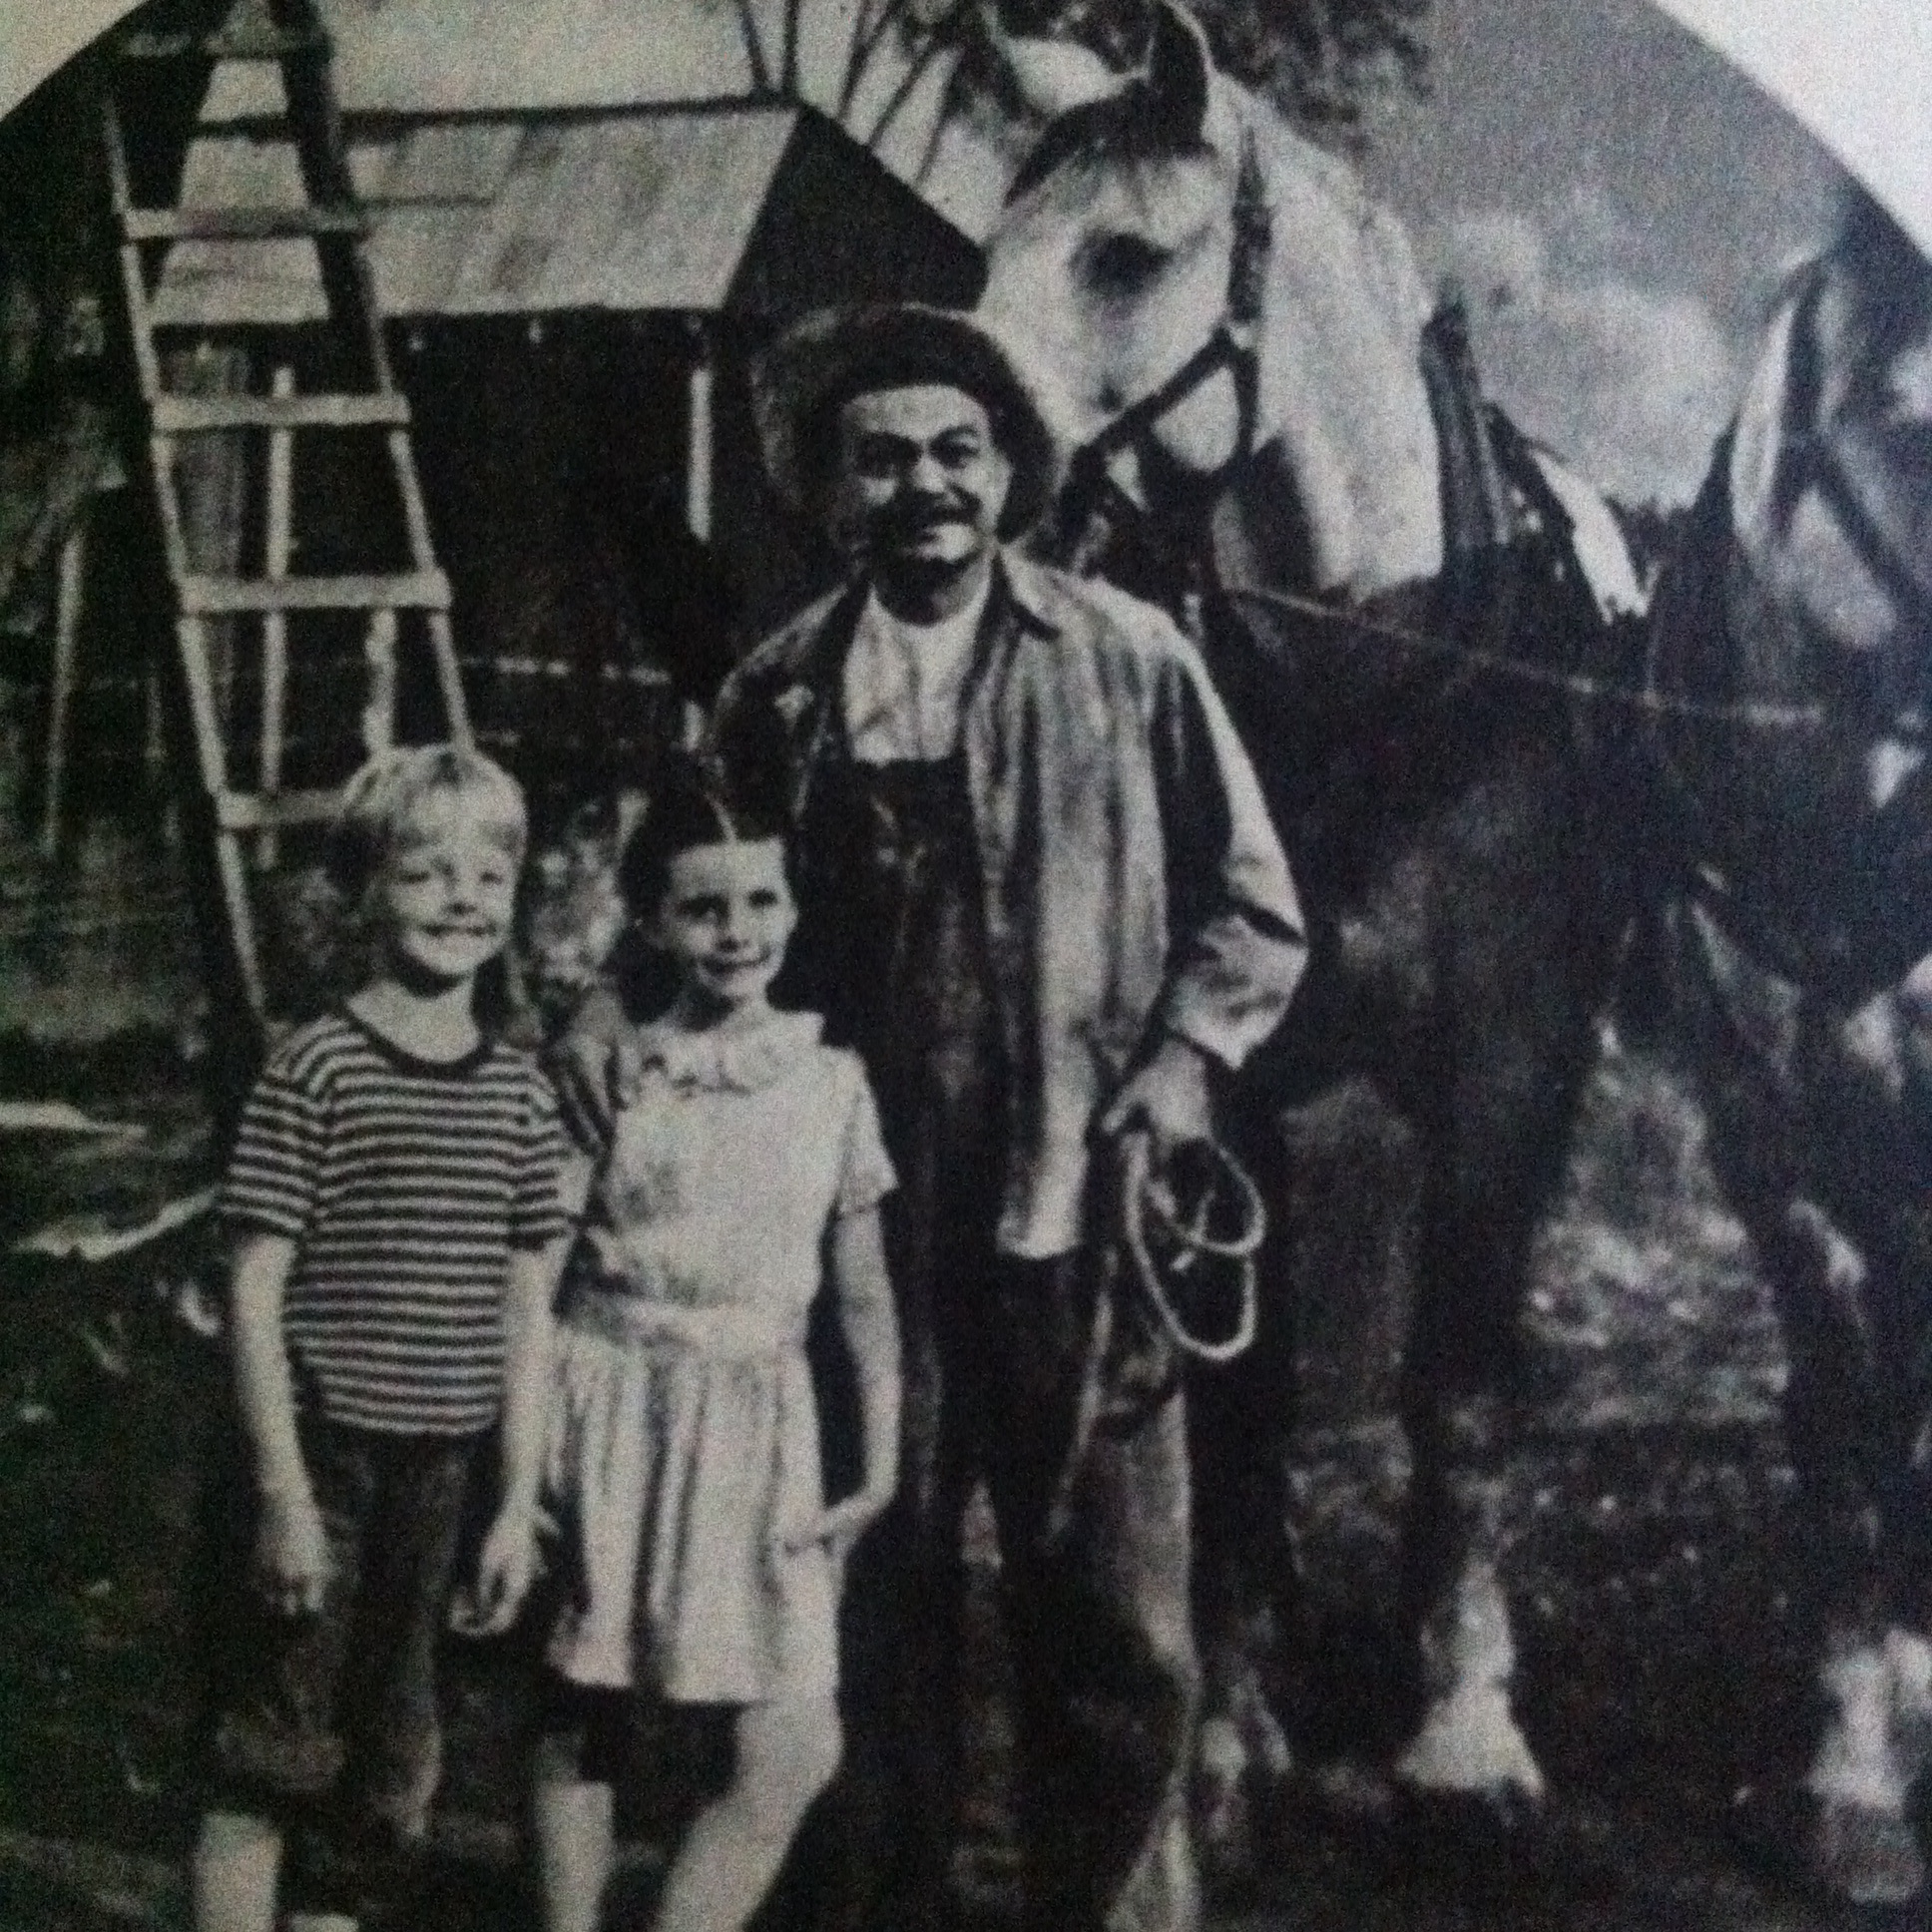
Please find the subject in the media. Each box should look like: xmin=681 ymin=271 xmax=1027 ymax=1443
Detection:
xmin=1194 ymin=1713 xmax=1254 ymax=1876
xmin=1887 ymin=1630 xmax=1932 ymax=1783
xmin=1394 ymin=1773 xmax=1543 ymax=1841
xmin=1391 ymin=1776 xmax=1544 ymax=1897
xmin=1811 ymin=1797 xmax=1926 ymax=1907
xmin=1391 ymin=1683 xmax=1547 ymax=1821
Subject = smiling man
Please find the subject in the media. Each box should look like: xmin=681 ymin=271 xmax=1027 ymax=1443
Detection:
xmin=596 ymin=302 xmax=1303 ymax=1932
xmin=700 ymin=303 xmax=1306 ymax=1932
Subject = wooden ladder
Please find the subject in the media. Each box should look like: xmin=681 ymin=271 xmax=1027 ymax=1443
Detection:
xmin=101 ymin=0 xmax=470 ymax=1041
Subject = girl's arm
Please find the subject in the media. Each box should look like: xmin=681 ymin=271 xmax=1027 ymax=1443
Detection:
xmin=465 ymin=1229 xmax=570 ymax=1635
xmin=834 ymin=1207 xmax=902 ymax=1519
xmin=786 ymin=1206 xmax=902 ymax=1559
xmin=230 ymin=1230 xmax=329 ymax=1615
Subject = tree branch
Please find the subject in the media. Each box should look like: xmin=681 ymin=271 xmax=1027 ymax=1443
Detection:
xmin=781 ymin=0 xmax=803 ymax=98
xmin=911 ymin=63 xmax=965 ymax=184
xmin=838 ymin=0 xmax=883 ymax=118
xmin=733 ymin=0 xmax=773 ymax=95
xmin=842 ymin=0 xmax=964 ymax=122
xmin=865 ymin=35 xmax=946 ymax=151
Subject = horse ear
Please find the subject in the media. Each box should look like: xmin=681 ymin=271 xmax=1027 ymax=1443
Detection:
xmin=998 ymin=0 xmax=1209 ymax=207
xmin=1146 ymin=0 xmax=1210 ymax=148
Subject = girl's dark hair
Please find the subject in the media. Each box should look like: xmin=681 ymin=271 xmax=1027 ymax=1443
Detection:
xmin=617 ymin=755 xmax=789 ymax=920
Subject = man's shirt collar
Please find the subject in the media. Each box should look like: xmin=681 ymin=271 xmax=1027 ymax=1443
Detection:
xmin=844 ymin=570 xmax=995 ymax=762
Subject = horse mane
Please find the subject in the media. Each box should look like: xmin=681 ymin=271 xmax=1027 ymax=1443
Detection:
xmin=1005 ymin=0 xmax=1210 ymax=204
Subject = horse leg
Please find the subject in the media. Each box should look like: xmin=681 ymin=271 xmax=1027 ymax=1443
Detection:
xmin=1718 ymin=1184 xmax=1927 ymax=1904
xmin=1788 ymin=1015 xmax=1932 ymax=1905
xmin=1187 ymin=924 xmax=1430 ymax=1862
xmin=1391 ymin=1223 xmax=1545 ymax=1821
xmin=1674 ymin=911 xmax=1932 ymax=1902
xmin=1390 ymin=784 xmax=1613 ymax=1822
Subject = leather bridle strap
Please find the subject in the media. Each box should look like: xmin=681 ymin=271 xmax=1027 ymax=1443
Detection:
xmin=1055 ymin=129 xmax=1271 ymax=527
xmin=1807 ymin=424 xmax=1932 ymax=646
xmin=1063 ymin=321 xmax=1252 ymax=492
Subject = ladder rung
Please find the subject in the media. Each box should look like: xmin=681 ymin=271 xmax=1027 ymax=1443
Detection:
xmin=153 ymin=391 xmax=412 ymax=433
xmin=124 ymin=205 xmax=367 ymax=242
xmin=216 ymin=789 xmax=341 ymax=833
xmin=120 ymin=27 xmax=329 ymax=62
xmin=180 ymin=570 xmax=450 ymax=616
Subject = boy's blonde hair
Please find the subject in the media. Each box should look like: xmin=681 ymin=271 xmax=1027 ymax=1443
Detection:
xmin=327 ymin=742 xmax=527 ymax=911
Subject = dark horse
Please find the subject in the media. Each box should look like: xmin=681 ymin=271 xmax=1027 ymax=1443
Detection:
xmin=1633 ymin=190 xmax=1932 ymax=1902
xmin=977 ymin=1 xmax=1932 ymax=1904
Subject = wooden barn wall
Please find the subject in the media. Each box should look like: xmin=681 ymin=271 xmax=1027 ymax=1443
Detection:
xmin=396 ymin=312 xmax=692 ymax=822
xmin=0 ymin=97 xmax=985 ymax=1048
xmin=0 ymin=478 xmax=203 ymax=1054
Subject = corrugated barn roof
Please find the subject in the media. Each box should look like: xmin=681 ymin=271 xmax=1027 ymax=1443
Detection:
xmin=153 ymin=106 xmax=810 ymax=325
xmin=315 ymin=0 xmax=761 ymax=116
xmin=134 ymin=0 xmax=999 ymax=327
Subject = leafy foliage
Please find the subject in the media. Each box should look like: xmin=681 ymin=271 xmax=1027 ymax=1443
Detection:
xmin=861 ymin=0 xmax=1434 ymax=142
xmin=1189 ymin=0 xmax=1433 ymax=132
xmin=698 ymin=1 xmax=1433 ymax=149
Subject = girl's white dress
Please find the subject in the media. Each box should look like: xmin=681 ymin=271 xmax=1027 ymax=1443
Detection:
xmin=545 ymin=1010 xmax=893 ymax=1704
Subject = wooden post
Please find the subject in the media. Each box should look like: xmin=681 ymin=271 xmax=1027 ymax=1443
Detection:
xmin=258 ymin=364 xmax=294 ymax=864
xmin=40 ymin=518 xmax=88 ymax=861
xmin=361 ymin=608 xmax=397 ymax=757
xmin=686 ymin=318 xmax=714 ymax=543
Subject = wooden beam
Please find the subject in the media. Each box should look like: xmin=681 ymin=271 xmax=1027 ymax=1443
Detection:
xmin=257 ymin=365 xmax=293 ymax=864
xmin=152 ymin=390 xmax=411 ymax=432
xmin=360 ymin=607 xmax=397 ymax=758
xmin=686 ymin=326 xmax=714 ymax=543
xmin=178 ymin=567 xmax=450 ymax=615
xmin=40 ymin=522 xmax=88 ymax=861
xmin=214 ymin=786 xmax=341 ymax=831
xmin=123 ymin=204 xmax=367 ymax=242
xmin=119 ymin=25 xmax=328 ymax=62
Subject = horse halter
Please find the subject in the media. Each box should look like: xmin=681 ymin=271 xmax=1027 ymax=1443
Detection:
xmin=1771 ymin=262 xmax=1932 ymax=692
xmin=1045 ymin=131 xmax=1272 ymax=575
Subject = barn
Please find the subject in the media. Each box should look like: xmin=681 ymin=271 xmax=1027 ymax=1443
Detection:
xmin=143 ymin=29 xmax=982 ymax=795
xmin=0 ymin=1 xmax=980 ymax=1057
xmin=151 ymin=85 xmax=983 ymax=751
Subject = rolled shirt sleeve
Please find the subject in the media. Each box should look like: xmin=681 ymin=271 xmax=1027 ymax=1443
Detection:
xmin=1151 ymin=640 xmax=1308 ymax=1071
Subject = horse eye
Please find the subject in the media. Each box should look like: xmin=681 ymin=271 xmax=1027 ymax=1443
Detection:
xmin=1080 ymin=232 xmax=1174 ymax=300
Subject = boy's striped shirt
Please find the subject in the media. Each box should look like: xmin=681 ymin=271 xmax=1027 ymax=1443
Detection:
xmin=222 ymin=1010 xmax=570 ymax=1434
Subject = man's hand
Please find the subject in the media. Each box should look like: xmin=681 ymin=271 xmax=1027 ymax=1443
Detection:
xmin=1099 ymin=1033 xmax=1213 ymax=1148
xmin=550 ymin=984 xmax=641 ymax=1152
xmin=253 ymin=1486 xmax=330 ymax=1619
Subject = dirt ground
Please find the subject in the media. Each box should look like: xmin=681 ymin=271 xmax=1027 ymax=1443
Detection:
xmin=0 ymin=1029 xmax=1923 ymax=1932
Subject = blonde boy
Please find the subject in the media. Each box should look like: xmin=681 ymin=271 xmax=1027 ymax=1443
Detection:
xmin=194 ymin=746 xmax=571 ymax=1932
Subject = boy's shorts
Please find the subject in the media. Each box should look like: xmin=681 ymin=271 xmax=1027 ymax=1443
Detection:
xmin=197 ymin=1410 xmax=487 ymax=1846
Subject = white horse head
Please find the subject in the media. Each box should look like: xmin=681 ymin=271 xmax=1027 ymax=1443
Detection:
xmin=975 ymin=0 xmax=1446 ymax=602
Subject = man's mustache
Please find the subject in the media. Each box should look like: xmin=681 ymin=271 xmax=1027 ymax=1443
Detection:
xmin=877 ymin=501 xmax=978 ymax=538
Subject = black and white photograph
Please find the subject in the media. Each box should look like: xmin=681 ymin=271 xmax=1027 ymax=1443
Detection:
xmin=0 ymin=3 xmax=1928 ymax=1928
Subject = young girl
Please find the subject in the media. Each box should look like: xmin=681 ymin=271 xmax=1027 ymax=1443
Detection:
xmin=196 ymin=744 xmax=572 ymax=1932
xmin=535 ymin=767 xmax=902 ymax=1932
